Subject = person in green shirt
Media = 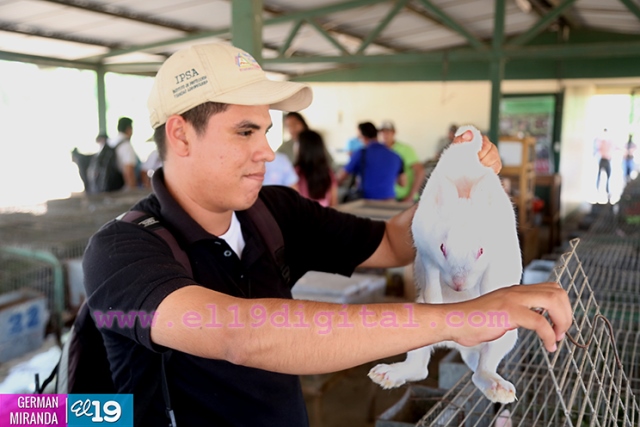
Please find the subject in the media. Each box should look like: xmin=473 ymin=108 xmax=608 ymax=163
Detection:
xmin=379 ymin=120 xmax=426 ymax=202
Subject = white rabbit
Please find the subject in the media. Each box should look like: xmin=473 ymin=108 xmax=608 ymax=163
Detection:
xmin=368 ymin=125 xmax=522 ymax=404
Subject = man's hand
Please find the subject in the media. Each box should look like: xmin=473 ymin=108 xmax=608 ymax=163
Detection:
xmin=453 ymin=131 xmax=502 ymax=174
xmin=446 ymin=282 xmax=572 ymax=352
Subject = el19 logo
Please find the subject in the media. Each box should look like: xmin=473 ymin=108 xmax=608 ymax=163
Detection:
xmin=70 ymin=399 xmax=120 ymax=422
xmin=68 ymin=394 xmax=133 ymax=427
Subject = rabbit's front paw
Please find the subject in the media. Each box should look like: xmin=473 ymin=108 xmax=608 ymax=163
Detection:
xmin=472 ymin=372 xmax=516 ymax=403
xmin=368 ymin=363 xmax=427 ymax=389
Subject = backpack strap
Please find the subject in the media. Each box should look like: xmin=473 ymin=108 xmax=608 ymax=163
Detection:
xmin=116 ymin=201 xmax=287 ymax=426
xmin=246 ymin=197 xmax=290 ymax=286
xmin=118 ymin=211 xmax=192 ymax=277
xmin=118 ymin=211 xmax=182 ymax=427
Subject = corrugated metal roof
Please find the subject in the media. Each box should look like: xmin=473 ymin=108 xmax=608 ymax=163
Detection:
xmin=0 ymin=0 xmax=638 ymax=78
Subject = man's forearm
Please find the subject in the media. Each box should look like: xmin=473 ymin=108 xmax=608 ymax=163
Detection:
xmin=152 ymin=286 xmax=448 ymax=374
xmin=151 ymin=283 xmax=571 ymax=375
xmin=360 ymin=204 xmax=417 ymax=268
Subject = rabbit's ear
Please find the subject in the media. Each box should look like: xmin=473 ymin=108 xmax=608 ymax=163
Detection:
xmin=494 ymin=410 xmax=512 ymax=427
xmin=434 ymin=178 xmax=458 ymax=212
xmin=470 ymin=175 xmax=493 ymax=207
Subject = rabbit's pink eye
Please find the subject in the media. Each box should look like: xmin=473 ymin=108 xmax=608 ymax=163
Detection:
xmin=440 ymin=244 xmax=447 ymax=257
xmin=477 ymin=248 xmax=484 ymax=259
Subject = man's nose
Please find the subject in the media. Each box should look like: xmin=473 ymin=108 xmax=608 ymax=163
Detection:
xmin=257 ymin=134 xmax=275 ymax=162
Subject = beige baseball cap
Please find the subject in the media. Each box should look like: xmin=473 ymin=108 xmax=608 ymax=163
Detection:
xmin=148 ymin=43 xmax=313 ymax=129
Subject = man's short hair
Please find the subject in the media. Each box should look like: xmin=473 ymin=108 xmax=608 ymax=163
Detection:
xmin=358 ymin=122 xmax=378 ymax=140
xmin=117 ymin=117 xmax=133 ymax=133
xmin=154 ymin=102 xmax=229 ymax=161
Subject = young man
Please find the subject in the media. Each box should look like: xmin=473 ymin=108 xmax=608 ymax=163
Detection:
xmin=337 ymin=122 xmax=406 ymax=200
xmin=108 ymin=117 xmax=139 ymax=189
xmin=379 ymin=120 xmax=426 ymax=202
xmin=83 ymin=43 xmax=572 ymax=426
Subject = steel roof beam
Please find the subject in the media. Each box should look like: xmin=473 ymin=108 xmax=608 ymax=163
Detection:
xmin=39 ymin=0 xmax=205 ymax=33
xmin=262 ymin=2 xmax=405 ymax=59
xmin=507 ymin=0 xmax=579 ymax=46
xmin=489 ymin=0 xmax=506 ymax=146
xmin=356 ymin=0 xmax=409 ymax=54
xmin=306 ymin=19 xmax=351 ymax=55
xmin=619 ymin=0 xmax=640 ymax=22
xmin=262 ymin=40 xmax=640 ymax=64
xmin=0 ymin=19 xmax=121 ymax=49
xmin=0 ymin=49 xmax=97 ymax=70
xmin=79 ymin=28 xmax=230 ymax=62
xmin=529 ymin=0 xmax=583 ymax=29
xmin=404 ymin=2 xmax=448 ymax=28
xmin=416 ymin=0 xmax=487 ymax=50
xmin=264 ymin=0 xmax=390 ymax=26
xmin=278 ymin=19 xmax=304 ymax=56
xmin=86 ymin=0 xmax=393 ymax=61
xmin=232 ymin=0 xmax=263 ymax=61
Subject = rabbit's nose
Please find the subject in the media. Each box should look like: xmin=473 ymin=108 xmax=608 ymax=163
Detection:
xmin=452 ymin=275 xmax=466 ymax=291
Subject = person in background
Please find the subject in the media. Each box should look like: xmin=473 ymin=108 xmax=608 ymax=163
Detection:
xmin=337 ymin=122 xmax=406 ymax=200
xmin=295 ymin=129 xmax=338 ymax=207
xmin=109 ymin=117 xmax=140 ymax=190
xmin=264 ymin=152 xmax=299 ymax=189
xmin=595 ymin=128 xmax=613 ymax=196
xmin=345 ymin=135 xmax=365 ymax=158
xmin=435 ymin=123 xmax=458 ymax=158
xmin=72 ymin=133 xmax=108 ymax=192
xmin=278 ymin=112 xmax=309 ymax=163
xmin=141 ymin=148 xmax=162 ymax=188
xmin=624 ymin=134 xmax=637 ymax=184
xmin=379 ymin=120 xmax=426 ymax=202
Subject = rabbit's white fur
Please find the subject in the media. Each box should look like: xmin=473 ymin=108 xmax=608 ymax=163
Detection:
xmin=368 ymin=125 xmax=522 ymax=404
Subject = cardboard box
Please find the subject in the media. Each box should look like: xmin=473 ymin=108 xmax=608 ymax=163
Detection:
xmin=0 ymin=289 xmax=49 ymax=363
xmin=292 ymin=271 xmax=386 ymax=304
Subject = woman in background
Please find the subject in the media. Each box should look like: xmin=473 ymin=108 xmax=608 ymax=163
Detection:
xmin=278 ymin=112 xmax=309 ymax=163
xmin=295 ymin=130 xmax=338 ymax=207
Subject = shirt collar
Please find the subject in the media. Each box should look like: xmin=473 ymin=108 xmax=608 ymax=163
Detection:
xmin=150 ymin=168 xmax=266 ymax=268
xmin=151 ymin=167 xmax=217 ymax=245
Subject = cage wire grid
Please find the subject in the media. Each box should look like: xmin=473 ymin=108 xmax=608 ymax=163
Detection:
xmin=419 ymin=239 xmax=640 ymax=427
xmin=0 ymin=191 xmax=150 ymax=336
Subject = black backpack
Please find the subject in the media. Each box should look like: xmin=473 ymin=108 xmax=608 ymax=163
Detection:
xmin=36 ymin=198 xmax=289 ymax=426
xmin=86 ymin=141 xmax=125 ymax=193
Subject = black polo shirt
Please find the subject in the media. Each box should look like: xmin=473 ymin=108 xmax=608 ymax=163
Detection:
xmin=82 ymin=168 xmax=386 ymax=426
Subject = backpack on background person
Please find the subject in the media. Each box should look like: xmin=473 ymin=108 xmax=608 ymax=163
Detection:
xmin=86 ymin=141 xmax=125 ymax=193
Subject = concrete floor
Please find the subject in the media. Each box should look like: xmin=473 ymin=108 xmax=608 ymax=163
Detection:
xmin=302 ymin=351 xmax=450 ymax=427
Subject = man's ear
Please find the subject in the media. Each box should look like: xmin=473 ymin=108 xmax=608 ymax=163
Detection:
xmin=165 ymin=115 xmax=190 ymax=157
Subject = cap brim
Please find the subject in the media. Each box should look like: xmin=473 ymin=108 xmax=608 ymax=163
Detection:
xmin=212 ymin=79 xmax=312 ymax=112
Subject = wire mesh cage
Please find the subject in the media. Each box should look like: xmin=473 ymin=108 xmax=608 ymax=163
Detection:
xmin=0 ymin=249 xmax=63 ymax=337
xmin=419 ymin=239 xmax=640 ymax=427
xmin=0 ymin=190 xmax=149 ymax=260
xmin=0 ymin=190 xmax=151 ymax=339
xmin=586 ymin=267 xmax=640 ymax=305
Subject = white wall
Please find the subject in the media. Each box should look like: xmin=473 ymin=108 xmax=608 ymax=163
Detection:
xmin=298 ymin=81 xmax=492 ymax=165
xmin=558 ymin=84 xmax=597 ymax=218
xmin=290 ymin=77 xmax=640 ymax=218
